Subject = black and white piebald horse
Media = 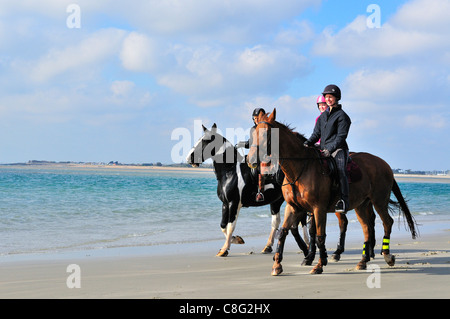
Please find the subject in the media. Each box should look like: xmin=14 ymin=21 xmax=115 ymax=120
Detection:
xmin=186 ymin=123 xmax=309 ymax=257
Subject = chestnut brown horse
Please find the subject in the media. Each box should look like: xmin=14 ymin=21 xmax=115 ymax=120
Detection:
xmin=247 ymin=109 xmax=417 ymax=275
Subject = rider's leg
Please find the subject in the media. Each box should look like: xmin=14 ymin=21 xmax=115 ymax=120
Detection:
xmin=333 ymin=149 xmax=349 ymax=213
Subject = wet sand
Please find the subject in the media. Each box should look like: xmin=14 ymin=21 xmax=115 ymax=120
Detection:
xmin=0 ymin=232 xmax=448 ymax=299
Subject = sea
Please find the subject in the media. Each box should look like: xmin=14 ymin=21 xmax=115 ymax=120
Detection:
xmin=0 ymin=165 xmax=449 ymax=260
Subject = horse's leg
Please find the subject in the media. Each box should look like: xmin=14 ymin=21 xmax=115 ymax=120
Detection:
xmin=373 ymin=201 xmax=395 ymax=266
xmin=217 ymin=203 xmax=229 ymax=256
xmin=271 ymin=204 xmax=297 ymax=276
xmin=354 ymin=200 xmax=374 ymax=270
xmin=301 ymin=214 xmax=316 ymax=266
xmin=368 ymin=203 xmax=376 ymax=258
xmin=217 ymin=201 xmax=242 ymax=257
xmin=262 ymin=212 xmax=280 ymax=254
xmin=331 ymin=212 xmax=348 ymax=262
xmin=302 ymin=216 xmax=310 ymax=247
xmin=262 ymin=199 xmax=283 ymax=254
xmin=310 ymin=208 xmax=328 ymax=274
xmin=290 ymin=212 xmax=309 ymax=256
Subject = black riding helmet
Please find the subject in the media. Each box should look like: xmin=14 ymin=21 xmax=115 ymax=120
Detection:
xmin=322 ymin=84 xmax=341 ymax=101
xmin=252 ymin=108 xmax=266 ymax=117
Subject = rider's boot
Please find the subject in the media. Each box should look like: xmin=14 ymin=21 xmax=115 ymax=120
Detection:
xmin=256 ymin=174 xmax=265 ymax=202
xmin=336 ymin=174 xmax=349 ymax=213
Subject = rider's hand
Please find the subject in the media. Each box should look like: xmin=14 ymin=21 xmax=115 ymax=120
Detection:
xmin=321 ymin=149 xmax=330 ymax=157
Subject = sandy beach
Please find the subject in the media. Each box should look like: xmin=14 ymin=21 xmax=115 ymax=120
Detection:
xmin=0 ymin=231 xmax=448 ymax=299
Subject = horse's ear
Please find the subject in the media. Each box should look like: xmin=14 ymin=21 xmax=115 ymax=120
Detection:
xmin=211 ymin=123 xmax=217 ymax=131
xmin=202 ymin=124 xmax=208 ymax=132
xmin=268 ymin=108 xmax=276 ymax=122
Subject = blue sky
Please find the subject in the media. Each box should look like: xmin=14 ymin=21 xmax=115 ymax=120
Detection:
xmin=0 ymin=0 xmax=449 ymax=171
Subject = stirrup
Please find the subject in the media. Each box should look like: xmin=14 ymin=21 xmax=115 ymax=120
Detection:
xmin=256 ymin=191 xmax=265 ymax=202
xmin=335 ymin=199 xmax=346 ymax=213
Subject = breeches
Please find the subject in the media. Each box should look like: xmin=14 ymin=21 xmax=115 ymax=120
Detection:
xmin=332 ymin=149 xmax=349 ymax=200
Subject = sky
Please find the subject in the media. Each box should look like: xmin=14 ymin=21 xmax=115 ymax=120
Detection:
xmin=0 ymin=0 xmax=449 ymax=171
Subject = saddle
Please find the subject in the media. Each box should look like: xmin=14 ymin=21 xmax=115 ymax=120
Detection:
xmin=321 ymin=153 xmax=362 ymax=184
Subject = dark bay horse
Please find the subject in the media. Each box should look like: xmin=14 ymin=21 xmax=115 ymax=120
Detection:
xmin=186 ymin=123 xmax=309 ymax=257
xmin=247 ymin=109 xmax=417 ymax=275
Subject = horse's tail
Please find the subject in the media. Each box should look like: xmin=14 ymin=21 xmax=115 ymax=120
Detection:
xmin=390 ymin=179 xmax=418 ymax=239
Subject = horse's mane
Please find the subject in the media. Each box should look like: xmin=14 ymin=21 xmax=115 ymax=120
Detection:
xmin=275 ymin=121 xmax=307 ymax=143
xmin=208 ymin=128 xmax=244 ymax=163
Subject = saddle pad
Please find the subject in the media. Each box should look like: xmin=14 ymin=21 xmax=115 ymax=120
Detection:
xmin=321 ymin=155 xmax=362 ymax=184
xmin=346 ymin=159 xmax=362 ymax=183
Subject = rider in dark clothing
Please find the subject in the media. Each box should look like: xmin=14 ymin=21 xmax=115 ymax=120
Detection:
xmin=304 ymin=85 xmax=351 ymax=213
xmin=237 ymin=108 xmax=266 ymax=202
xmin=237 ymin=108 xmax=265 ymax=149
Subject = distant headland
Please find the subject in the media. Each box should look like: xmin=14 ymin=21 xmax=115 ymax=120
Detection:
xmin=0 ymin=160 xmax=449 ymax=179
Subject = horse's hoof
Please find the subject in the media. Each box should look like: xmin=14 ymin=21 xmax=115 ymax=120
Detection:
xmin=261 ymin=246 xmax=273 ymax=254
xmin=301 ymin=258 xmax=313 ymax=266
xmin=216 ymin=250 xmax=229 ymax=257
xmin=271 ymin=265 xmax=283 ymax=276
xmin=331 ymin=253 xmax=341 ymax=262
xmin=310 ymin=265 xmax=323 ymax=274
xmin=383 ymin=253 xmax=395 ymax=266
xmin=356 ymin=261 xmax=367 ymax=270
xmin=231 ymin=235 xmax=245 ymax=244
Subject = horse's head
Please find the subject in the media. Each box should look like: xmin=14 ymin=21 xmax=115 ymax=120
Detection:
xmin=186 ymin=124 xmax=218 ymax=167
xmin=186 ymin=123 xmax=236 ymax=167
xmin=247 ymin=108 xmax=277 ymax=169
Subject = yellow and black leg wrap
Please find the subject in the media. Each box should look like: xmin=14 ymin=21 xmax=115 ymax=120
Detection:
xmin=362 ymin=241 xmax=371 ymax=262
xmin=381 ymin=237 xmax=390 ymax=255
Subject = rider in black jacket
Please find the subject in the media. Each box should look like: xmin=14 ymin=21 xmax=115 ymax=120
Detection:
xmin=237 ymin=108 xmax=267 ymax=202
xmin=304 ymin=84 xmax=351 ymax=213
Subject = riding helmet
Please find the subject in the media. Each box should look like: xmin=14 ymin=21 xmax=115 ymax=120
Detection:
xmin=322 ymin=84 xmax=341 ymax=101
xmin=316 ymin=95 xmax=326 ymax=106
xmin=252 ymin=108 xmax=266 ymax=117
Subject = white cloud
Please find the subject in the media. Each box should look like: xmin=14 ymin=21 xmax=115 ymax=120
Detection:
xmin=120 ymin=32 xmax=162 ymax=73
xmin=107 ymin=0 xmax=319 ymax=108
xmin=314 ymin=16 xmax=444 ymax=64
xmin=112 ymin=0 xmax=321 ymax=42
xmin=314 ymin=0 xmax=450 ymax=65
xmin=390 ymin=0 xmax=450 ymax=32
xmin=30 ymin=28 xmax=126 ymax=83
xmin=343 ymin=67 xmax=424 ymax=103
xmin=120 ymin=39 xmax=311 ymax=106
xmin=274 ymin=20 xmax=315 ymax=46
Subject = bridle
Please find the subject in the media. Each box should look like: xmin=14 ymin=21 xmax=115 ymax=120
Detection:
xmin=249 ymin=121 xmax=274 ymax=165
xmin=250 ymin=120 xmax=326 ymax=186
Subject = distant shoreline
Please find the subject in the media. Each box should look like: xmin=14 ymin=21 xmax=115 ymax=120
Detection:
xmin=1 ymin=162 xmax=449 ymax=182
xmin=0 ymin=162 xmax=214 ymax=173
xmin=393 ymin=174 xmax=450 ymax=183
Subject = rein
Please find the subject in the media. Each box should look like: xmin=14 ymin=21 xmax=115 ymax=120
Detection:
xmin=279 ymin=154 xmax=320 ymax=186
xmin=253 ymin=120 xmax=327 ymax=186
